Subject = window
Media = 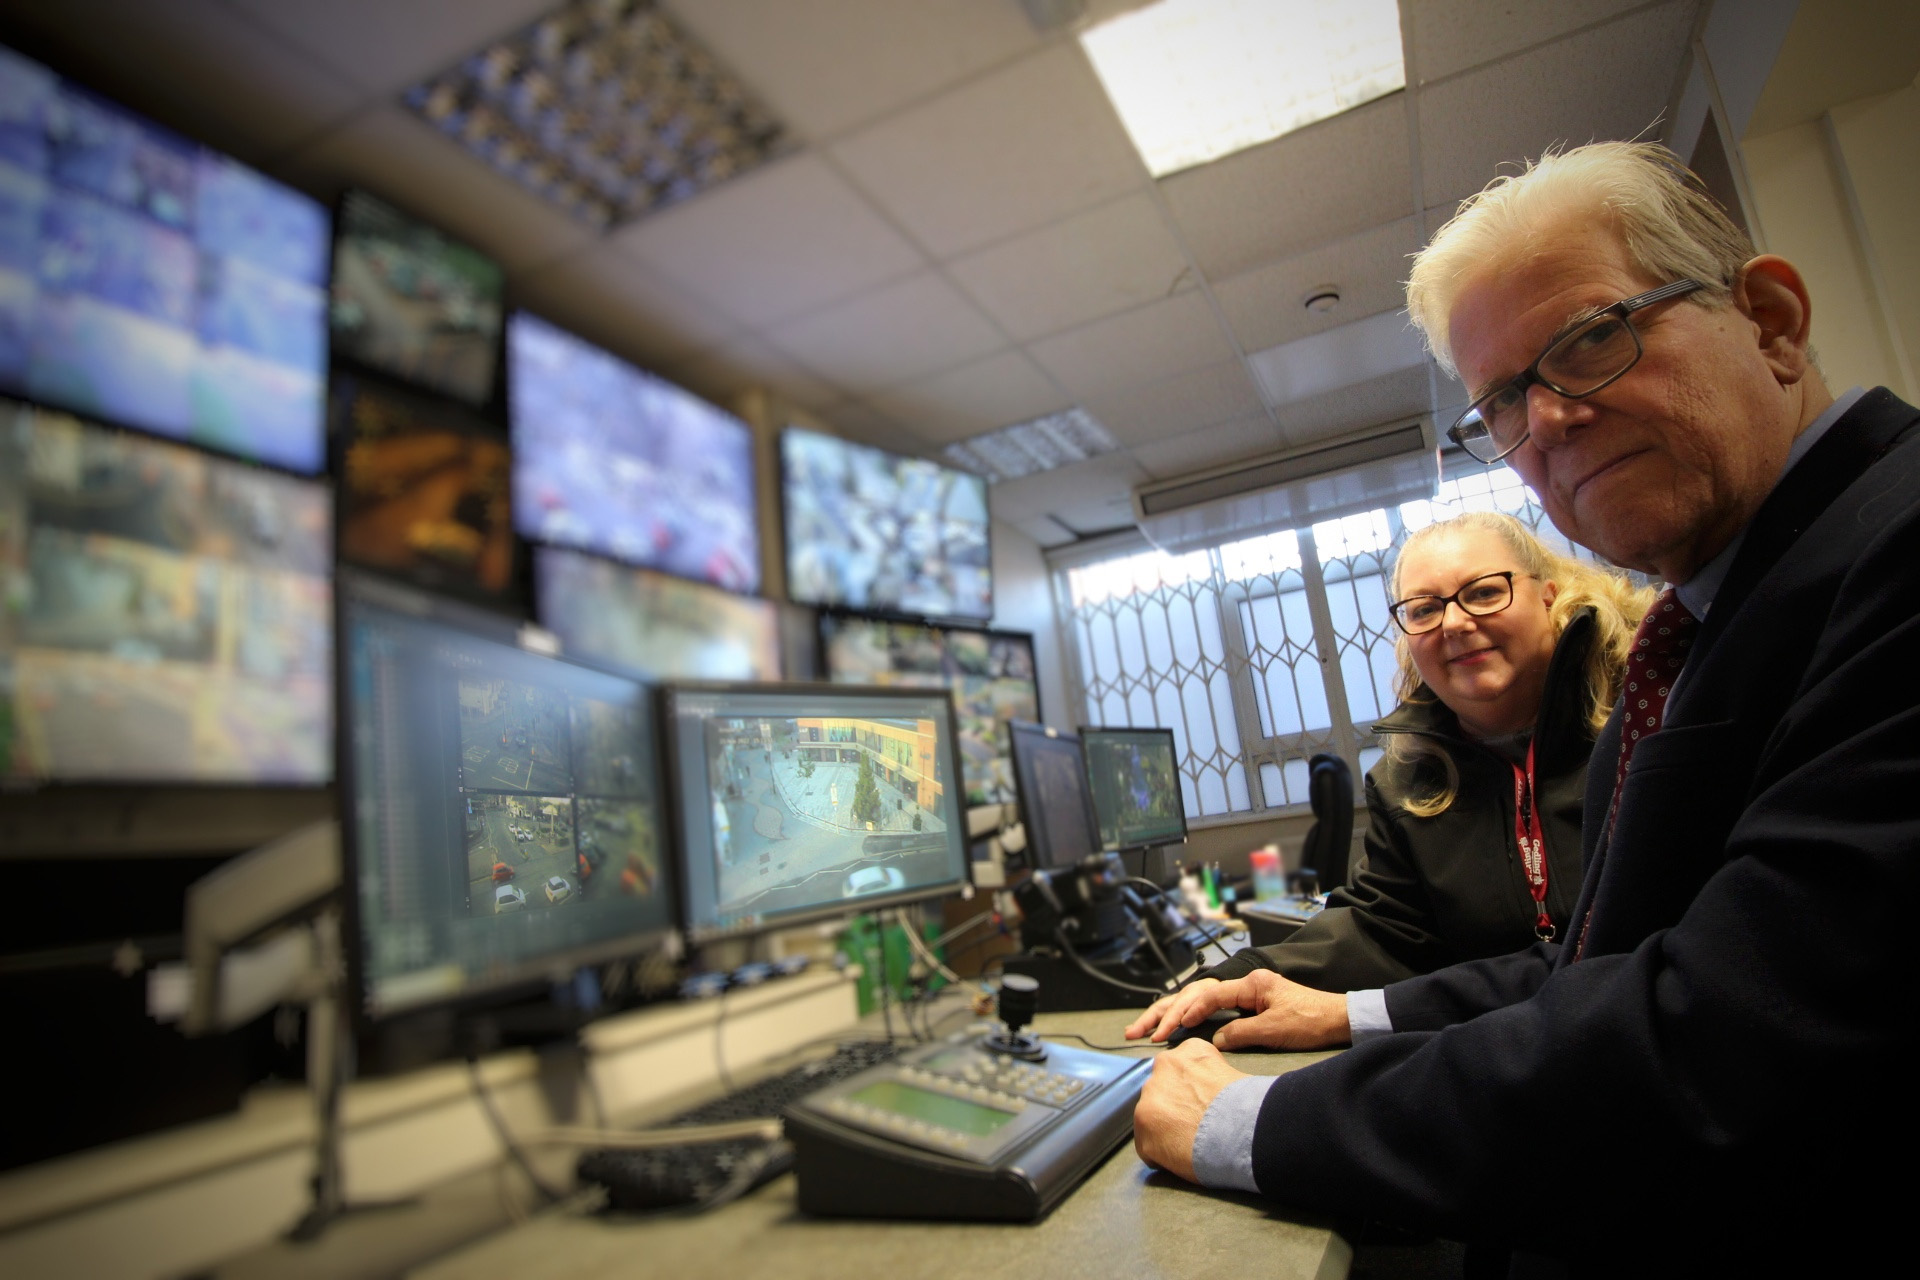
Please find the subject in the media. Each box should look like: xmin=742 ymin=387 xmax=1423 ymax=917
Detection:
xmin=1051 ymin=462 xmax=1606 ymax=822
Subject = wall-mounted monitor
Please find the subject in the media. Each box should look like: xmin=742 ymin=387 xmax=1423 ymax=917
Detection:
xmin=335 ymin=374 xmax=515 ymax=603
xmin=0 ymin=45 xmax=330 ymax=474
xmin=1005 ymin=721 xmax=1101 ymax=871
xmin=662 ymin=683 xmax=970 ymax=942
xmin=819 ymin=613 xmax=1036 ymax=808
xmin=507 ymin=312 xmax=759 ymax=593
xmin=338 ymin=575 xmax=674 ymax=1022
xmin=1081 ymin=726 xmax=1188 ymax=853
xmin=781 ymin=427 xmax=991 ymax=621
xmin=0 ymin=399 xmax=332 ymax=783
xmin=534 ymin=545 xmax=780 ymax=683
xmin=329 ymin=189 xmax=504 ymax=406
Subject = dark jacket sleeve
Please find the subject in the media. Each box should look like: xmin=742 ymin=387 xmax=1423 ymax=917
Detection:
xmin=1240 ymin=510 xmax=1920 ymax=1249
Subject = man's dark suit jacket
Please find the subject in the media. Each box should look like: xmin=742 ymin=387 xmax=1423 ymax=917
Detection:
xmin=1243 ymin=389 xmax=1920 ymax=1265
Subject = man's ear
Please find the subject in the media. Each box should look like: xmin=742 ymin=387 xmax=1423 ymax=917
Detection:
xmin=1733 ymin=255 xmax=1814 ymax=386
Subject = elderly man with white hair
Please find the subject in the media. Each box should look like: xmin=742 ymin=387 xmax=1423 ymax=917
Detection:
xmin=1128 ymin=140 xmax=1920 ymax=1269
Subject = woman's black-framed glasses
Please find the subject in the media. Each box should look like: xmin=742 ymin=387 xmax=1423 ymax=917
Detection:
xmin=1389 ymin=571 xmax=1530 ymax=635
xmin=1447 ymin=278 xmax=1707 ymax=464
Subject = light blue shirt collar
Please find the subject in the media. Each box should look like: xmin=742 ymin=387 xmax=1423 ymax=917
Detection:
xmin=1674 ymin=386 xmax=1867 ymax=619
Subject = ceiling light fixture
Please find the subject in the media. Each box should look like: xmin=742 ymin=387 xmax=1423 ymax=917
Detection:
xmin=1304 ymin=288 xmax=1341 ymax=314
xmin=943 ymin=407 xmax=1119 ymax=482
xmin=404 ymin=0 xmax=789 ymax=229
xmin=1079 ymin=0 xmax=1406 ymax=178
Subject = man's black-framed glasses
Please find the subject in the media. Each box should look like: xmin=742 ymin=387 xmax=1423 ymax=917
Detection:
xmin=1447 ymin=278 xmax=1707 ymax=464
xmin=1389 ymin=571 xmax=1530 ymax=635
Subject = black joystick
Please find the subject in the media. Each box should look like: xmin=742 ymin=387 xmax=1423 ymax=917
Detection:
xmin=983 ymin=974 xmax=1046 ymax=1060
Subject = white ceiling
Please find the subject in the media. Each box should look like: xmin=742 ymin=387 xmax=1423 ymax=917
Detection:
xmin=0 ymin=0 xmax=1702 ymax=548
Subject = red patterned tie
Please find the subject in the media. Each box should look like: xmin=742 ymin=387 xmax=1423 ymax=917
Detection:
xmin=1574 ymin=588 xmax=1699 ymax=959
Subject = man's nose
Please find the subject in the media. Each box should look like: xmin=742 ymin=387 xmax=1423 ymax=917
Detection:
xmin=1523 ymin=383 xmax=1594 ymax=450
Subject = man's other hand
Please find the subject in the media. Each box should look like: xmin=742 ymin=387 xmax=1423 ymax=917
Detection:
xmin=1124 ymin=970 xmax=1352 ymax=1050
xmin=1133 ymin=1039 xmax=1244 ymax=1183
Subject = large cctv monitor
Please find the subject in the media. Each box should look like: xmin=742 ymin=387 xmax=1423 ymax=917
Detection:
xmin=781 ymin=427 xmax=992 ymax=622
xmin=1 ymin=399 xmax=332 ymax=784
xmin=0 ymin=44 xmax=330 ymax=474
xmin=507 ymin=312 xmax=759 ymax=593
xmin=1081 ymin=726 xmax=1188 ymax=853
xmin=662 ymin=682 xmax=971 ymax=943
xmin=1005 ymin=720 xmax=1101 ymax=871
xmin=337 ymin=574 xmax=674 ymax=1022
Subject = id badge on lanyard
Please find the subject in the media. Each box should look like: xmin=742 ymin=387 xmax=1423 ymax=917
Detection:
xmin=1512 ymin=738 xmax=1555 ymax=941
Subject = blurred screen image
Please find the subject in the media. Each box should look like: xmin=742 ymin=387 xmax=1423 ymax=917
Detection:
xmin=821 ymin=615 xmax=1036 ymax=807
xmin=507 ymin=312 xmax=759 ymax=592
xmin=329 ymin=189 xmax=504 ymax=406
xmin=782 ymin=427 xmax=991 ymax=621
xmin=337 ymin=377 xmax=514 ymax=600
xmin=665 ymin=687 xmax=970 ymax=940
xmin=343 ymin=586 xmax=671 ymax=1017
xmin=0 ymin=46 xmax=329 ymax=473
xmin=1083 ymin=728 xmax=1186 ymax=851
xmin=535 ymin=545 xmax=779 ymax=683
xmin=0 ymin=399 xmax=331 ymax=782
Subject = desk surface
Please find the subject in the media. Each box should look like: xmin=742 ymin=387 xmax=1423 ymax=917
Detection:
xmin=413 ymin=1007 xmax=1349 ymax=1280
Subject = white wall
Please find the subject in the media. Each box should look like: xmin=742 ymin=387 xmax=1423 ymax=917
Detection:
xmin=989 ymin=518 xmax=1074 ymax=732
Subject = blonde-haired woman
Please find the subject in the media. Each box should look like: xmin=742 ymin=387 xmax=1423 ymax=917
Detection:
xmin=1129 ymin=512 xmax=1652 ymax=1039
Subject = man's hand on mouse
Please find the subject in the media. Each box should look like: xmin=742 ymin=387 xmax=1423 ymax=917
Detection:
xmin=1133 ymin=1039 xmax=1243 ymax=1183
xmin=1123 ymin=971 xmax=1352 ymax=1050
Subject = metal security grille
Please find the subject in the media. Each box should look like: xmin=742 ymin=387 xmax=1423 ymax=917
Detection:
xmin=1050 ymin=461 xmax=1606 ymax=822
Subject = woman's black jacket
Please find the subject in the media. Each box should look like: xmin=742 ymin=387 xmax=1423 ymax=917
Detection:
xmin=1203 ymin=607 xmax=1601 ymax=992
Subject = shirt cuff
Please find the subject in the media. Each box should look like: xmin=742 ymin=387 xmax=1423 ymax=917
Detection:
xmin=1189 ymin=1074 xmax=1277 ymax=1193
xmin=1346 ymin=988 xmax=1392 ymax=1041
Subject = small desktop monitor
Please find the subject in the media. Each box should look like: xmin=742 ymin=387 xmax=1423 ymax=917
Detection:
xmin=338 ymin=575 xmax=674 ymax=1022
xmin=781 ymin=427 xmax=991 ymax=621
xmin=662 ymin=683 xmax=971 ymax=942
xmin=534 ymin=545 xmax=781 ymax=683
xmin=0 ymin=44 xmax=331 ymax=473
xmin=329 ymin=189 xmax=505 ymax=406
xmin=335 ymin=374 xmax=515 ymax=603
xmin=507 ymin=312 xmax=759 ymax=593
xmin=1081 ymin=727 xmax=1188 ymax=853
xmin=819 ymin=613 xmax=1037 ymax=807
xmin=1005 ymin=720 xmax=1102 ymax=871
xmin=0 ymin=398 xmax=332 ymax=784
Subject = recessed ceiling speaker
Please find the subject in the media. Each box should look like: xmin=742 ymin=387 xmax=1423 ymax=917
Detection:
xmin=1304 ymin=288 xmax=1341 ymax=314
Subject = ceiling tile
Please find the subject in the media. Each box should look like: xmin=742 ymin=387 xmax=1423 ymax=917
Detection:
xmin=271 ymin=103 xmax=596 ymax=271
xmin=662 ymin=0 xmax=1039 ymax=140
xmin=1129 ymin=413 xmax=1284 ymax=480
xmin=225 ymin=0 xmax=555 ymax=96
xmin=1029 ymin=290 xmax=1236 ymax=400
xmin=3 ymin=0 xmax=362 ymax=165
xmin=611 ymin=153 xmax=926 ymax=330
xmin=811 ymin=400 xmax=910 ymax=450
xmin=1213 ymin=216 xmax=1424 ymax=354
xmin=511 ymin=248 xmax=740 ymax=371
xmin=1246 ymin=308 xmax=1427 ymax=407
xmin=865 ymin=350 xmax=1071 ymax=446
xmin=764 ymin=271 xmax=1007 ymax=392
xmin=1418 ymin=1 xmax=1698 ymax=207
xmin=1162 ymin=94 xmax=1413 ymax=281
xmin=1271 ymin=365 xmax=1436 ymax=449
xmin=1408 ymin=0 xmax=1655 ymax=84
xmin=1081 ymin=359 xmax=1267 ymax=448
xmin=946 ymin=193 xmax=1194 ymax=342
xmin=1008 ymin=514 xmax=1079 ymax=549
xmin=669 ymin=334 xmax=848 ymax=413
xmin=830 ymin=42 xmax=1149 ymax=258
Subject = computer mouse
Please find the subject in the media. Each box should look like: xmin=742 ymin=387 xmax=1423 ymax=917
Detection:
xmin=1162 ymin=1009 xmax=1246 ymax=1048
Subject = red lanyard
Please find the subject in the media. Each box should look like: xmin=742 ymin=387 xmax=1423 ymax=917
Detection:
xmin=1511 ymin=739 xmax=1555 ymax=941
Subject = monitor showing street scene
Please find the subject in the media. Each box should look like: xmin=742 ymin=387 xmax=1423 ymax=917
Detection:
xmin=1082 ymin=727 xmax=1188 ymax=852
xmin=535 ymin=545 xmax=780 ymax=682
xmin=0 ymin=399 xmax=331 ymax=783
xmin=665 ymin=687 xmax=971 ymax=941
xmin=342 ymin=580 xmax=670 ymax=1019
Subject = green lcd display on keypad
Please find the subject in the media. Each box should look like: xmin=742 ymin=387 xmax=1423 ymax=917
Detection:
xmin=844 ymin=1079 xmax=1019 ymax=1138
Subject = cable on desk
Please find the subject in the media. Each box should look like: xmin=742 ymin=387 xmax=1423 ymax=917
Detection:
xmin=711 ymin=984 xmax=736 ymax=1095
xmin=929 ymin=906 xmax=996 ymax=951
xmin=1040 ymin=1031 xmax=1166 ymax=1052
xmin=1051 ymin=927 xmax=1173 ymax=998
xmin=898 ymin=906 xmax=963 ymax=987
xmin=466 ymin=1055 xmax=566 ymax=1204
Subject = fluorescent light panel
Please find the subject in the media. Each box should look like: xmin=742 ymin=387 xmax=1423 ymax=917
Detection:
xmin=943 ymin=407 xmax=1119 ymax=482
xmin=1080 ymin=0 xmax=1406 ymax=178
